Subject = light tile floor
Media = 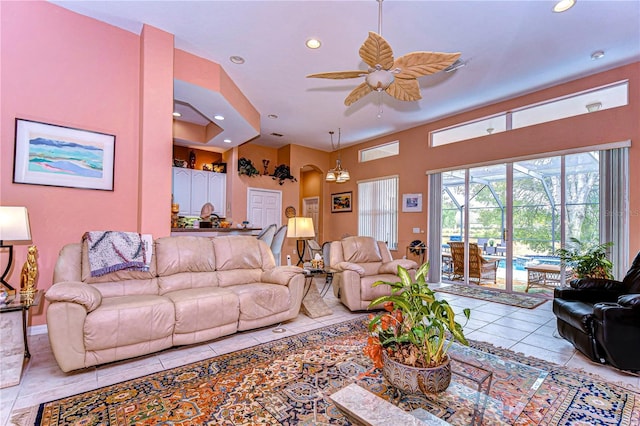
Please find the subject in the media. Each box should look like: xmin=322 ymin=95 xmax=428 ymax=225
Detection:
xmin=2 ymin=280 xmax=640 ymax=425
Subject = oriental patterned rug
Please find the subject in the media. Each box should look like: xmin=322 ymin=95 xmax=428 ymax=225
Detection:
xmin=435 ymin=284 xmax=547 ymax=309
xmin=20 ymin=318 xmax=640 ymax=425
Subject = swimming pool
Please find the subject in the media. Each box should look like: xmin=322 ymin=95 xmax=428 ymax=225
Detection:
xmin=498 ymin=256 xmax=560 ymax=270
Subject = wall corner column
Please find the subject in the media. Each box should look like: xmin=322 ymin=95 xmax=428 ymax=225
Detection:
xmin=138 ymin=24 xmax=174 ymax=237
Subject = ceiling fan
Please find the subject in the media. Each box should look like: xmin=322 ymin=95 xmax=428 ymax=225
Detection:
xmin=306 ymin=0 xmax=461 ymax=106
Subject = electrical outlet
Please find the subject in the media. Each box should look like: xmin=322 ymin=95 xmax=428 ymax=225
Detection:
xmin=412 ymin=227 xmax=421 ymax=234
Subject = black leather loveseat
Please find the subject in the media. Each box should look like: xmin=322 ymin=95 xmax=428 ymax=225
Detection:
xmin=553 ymin=252 xmax=640 ymax=371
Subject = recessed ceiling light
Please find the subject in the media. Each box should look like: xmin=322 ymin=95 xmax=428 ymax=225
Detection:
xmin=214 ymin=115 xmax=225 ymax=120
xmin=267 ymin=114 xmax=278 ymax=119
xmin=553 ymin=0 xmax=576 ymax=12
xmin=591 ymin=50 xmax=605 ymax=60
xmin=223 ymin=139 xmax=232 ymax=143
xmin=229 ymin=55 xmax=245 ymax=64
xmin=172 ymin=111 xmax=182 ymax=117
xmin=306 ymin=38 xmax=321 ymax=49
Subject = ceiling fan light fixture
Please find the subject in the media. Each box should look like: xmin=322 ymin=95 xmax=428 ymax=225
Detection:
xmin=366 ymin=69 xmax=395 ymax=91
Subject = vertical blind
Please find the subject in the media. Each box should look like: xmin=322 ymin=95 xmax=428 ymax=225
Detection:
xmin=358 ymin=175 xmax=399 ymax=249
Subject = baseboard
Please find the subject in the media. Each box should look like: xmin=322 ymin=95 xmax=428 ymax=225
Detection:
xmin=28 ymin=324 xmax=48 ymax=336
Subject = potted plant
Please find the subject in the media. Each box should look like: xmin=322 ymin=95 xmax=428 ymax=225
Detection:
xmin=556 ymin=237 xmax=614 ymax=279
xmin=364 ymin=262 xmax=470 ymax=393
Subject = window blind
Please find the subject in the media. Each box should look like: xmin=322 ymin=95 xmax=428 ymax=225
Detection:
xmin=358 ymin=176 xmax=399 ymax=250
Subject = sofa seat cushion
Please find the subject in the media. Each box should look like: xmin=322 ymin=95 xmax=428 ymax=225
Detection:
xmin=553 ymin=299 xmax=595 ymax=333
xmin=165 ymin=287 xmax=239 ymax=334
xmin=84 ymin=295 xmax=174 ymax=351
xmin=360 ymin=274 xmax=398 ymax=302
xmin=229 ymin=283 xmax=290 ymax=320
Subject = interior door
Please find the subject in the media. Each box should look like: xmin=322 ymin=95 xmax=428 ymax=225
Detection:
xmin=302 ymin=197 xmax=320 ymax=234
xmin=247 ymin=188 xmax=282 ymax=228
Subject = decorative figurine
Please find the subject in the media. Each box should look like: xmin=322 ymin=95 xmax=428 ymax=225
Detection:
xmin=171 ymin=203 xmax=180 ymax=228
xmin=20 ymin=245 xmax=38 ymax=295
xmin=188 ymin=150 xmax=196 ymax=169
xmin=262 ymin=159 xmax=270 ymax=175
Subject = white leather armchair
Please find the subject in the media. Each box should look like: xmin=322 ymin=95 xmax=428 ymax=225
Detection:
xmin=329 ymin=236 xmax=418 ymax=311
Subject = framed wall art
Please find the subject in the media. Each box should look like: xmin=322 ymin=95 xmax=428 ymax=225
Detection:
xmin=331 ymin=191 xmax=352 ymax=213
xmin=13 ymin=118 xmax=115 ymax=191
xmin=402 ymin=193 xmax=423 ymax=212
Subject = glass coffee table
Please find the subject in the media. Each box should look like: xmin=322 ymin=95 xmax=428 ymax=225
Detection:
xmin=330 ymin=341 xmax=547 ymax=425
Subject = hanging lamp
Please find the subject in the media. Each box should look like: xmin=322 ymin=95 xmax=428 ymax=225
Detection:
xmin=326 ymin=129 xmax=350 ymax=183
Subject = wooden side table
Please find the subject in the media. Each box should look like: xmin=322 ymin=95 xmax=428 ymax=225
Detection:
xmin=525 ymin=265 xmax=565 ymax=292
xmin=0 ymin=290 xmax=42 ymax=388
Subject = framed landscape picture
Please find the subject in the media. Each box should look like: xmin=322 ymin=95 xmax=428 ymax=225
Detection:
xmin=331 ymin=191 xmax=352 ymax=213
xmin=402 ymin=193 xmax=423 ymax=212
xmin=13 ymin=118 xmax=115 ymax=191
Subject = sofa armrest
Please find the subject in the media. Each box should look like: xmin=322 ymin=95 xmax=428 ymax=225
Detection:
xmin=45 ymin=282 xmax=103 ymax=312
xmin=332 ymin=262 xmax=365 ymax=277
xmin=378 ymin=259 xmax=418 ymax=274
xmin=554 ymin=286 xmax=621 ymax=304
xmin=261 ymin=266 xmax=304 ymax=286
xmin=617 ymin=293 xmax=640 ymax=309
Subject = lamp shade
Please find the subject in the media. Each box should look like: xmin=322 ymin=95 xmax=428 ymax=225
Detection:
xmin=286 ymin=217 xmax=315 ymax=239
xmin=0 ymin=206 xmax=32 ymax=243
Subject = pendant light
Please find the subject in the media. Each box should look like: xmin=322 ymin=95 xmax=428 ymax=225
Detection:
xmin=325 ymin=129 xmax=350 ymax=183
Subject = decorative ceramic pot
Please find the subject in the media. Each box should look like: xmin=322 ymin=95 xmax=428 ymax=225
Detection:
xmin=382 ymin=351 xmax=452 ymax=394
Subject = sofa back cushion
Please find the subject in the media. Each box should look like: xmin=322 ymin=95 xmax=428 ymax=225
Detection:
xmin=624 ymin=251 xmax=640 ymax=293
xmin=213 ymin=236 xmax=274 ymax=287
xmin=341 ymin=236 xmax=383 ymax=264
xmin=79 ymin=240 xmax=159 ymax=297
xmin=155 ymin=236 xmax=219 ymax=294
xmin=155 ymin=236 xmax=216 ymax=275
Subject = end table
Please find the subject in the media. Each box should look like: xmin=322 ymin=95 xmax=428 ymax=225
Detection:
xmin=0 ymin=290 xmax=42 ymax=388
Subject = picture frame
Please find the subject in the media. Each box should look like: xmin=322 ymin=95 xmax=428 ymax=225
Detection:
xmin=331 ymin=191 xmax=352 ymax=213
xmin=13 ymin=118 xmax=115 ymax=191
xmin=211 ymin=162 xmax=227 ymax=173
xmin=402 ymin=193 xmax=423 ymax=212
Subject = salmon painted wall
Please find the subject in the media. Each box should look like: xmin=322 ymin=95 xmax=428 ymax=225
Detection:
xmin=328 ymin=62 xmax=640 ymax=261
xmin=0 ymin=2 xmax=145 ymax=325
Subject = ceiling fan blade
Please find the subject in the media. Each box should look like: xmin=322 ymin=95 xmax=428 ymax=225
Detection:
xmin=393 ymin=52 xmax=461 ymax=79
xmin=385 ymin=78 xmax=422 ymax=102
xmin=359 ymin=32 xmax=395 ymax=70
xmin=345 ymin=82 xmax=373 ymax=106
xmin=306 ymin=70 xmax=367 ymax=79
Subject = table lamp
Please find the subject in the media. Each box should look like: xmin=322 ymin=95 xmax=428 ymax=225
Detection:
xmin=287 ymin=217 xmax=315 ymax=266
xmin=0 ymin=206 xmax=32 ymax=291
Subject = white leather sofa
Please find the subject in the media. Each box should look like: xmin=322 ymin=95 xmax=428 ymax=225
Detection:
xmin=329 ymin=236 xmax=418 ymax=311
xmin=46 ymin=235 xmax=305 ymax=372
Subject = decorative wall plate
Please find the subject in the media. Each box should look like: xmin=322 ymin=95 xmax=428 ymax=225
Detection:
xmin=285 ymin=206 xmax=296 ymax=218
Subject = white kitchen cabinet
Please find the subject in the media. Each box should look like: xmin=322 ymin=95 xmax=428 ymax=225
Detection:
xmin=207 ymin=172 xmax=227 ymax=216
xmin=172 ymin=167 xmax=226 ymax=216
xmin=172 ymin=167 xmax=192 ymax=216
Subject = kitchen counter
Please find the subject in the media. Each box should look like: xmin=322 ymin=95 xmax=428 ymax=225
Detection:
xmin=170 ymin=227 xmax=262 ymax=237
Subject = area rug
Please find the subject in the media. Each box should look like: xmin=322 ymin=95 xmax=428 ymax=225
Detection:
xmin=435 ymin=284 xmax=547 ymax=309
xmin=26 ymin=318 xmax=639 ymax=425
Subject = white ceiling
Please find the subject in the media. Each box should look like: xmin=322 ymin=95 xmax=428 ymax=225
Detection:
xmin=51 ymin=0 xmax=640 ymax=152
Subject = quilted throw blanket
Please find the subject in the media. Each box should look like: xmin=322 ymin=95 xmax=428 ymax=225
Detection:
xmin=83 ymin=231 xmax=150 ymax=277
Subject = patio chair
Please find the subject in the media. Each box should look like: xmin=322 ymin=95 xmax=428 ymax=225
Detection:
xmin=448 ymin=241 xmax=499 ymax=284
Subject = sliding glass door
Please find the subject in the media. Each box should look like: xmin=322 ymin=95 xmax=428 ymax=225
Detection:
xmin=438 ymin=151 xmax=602 ymax=296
